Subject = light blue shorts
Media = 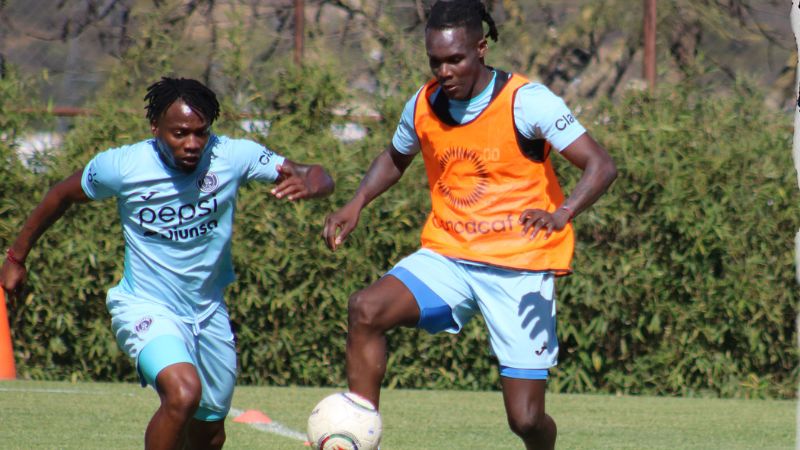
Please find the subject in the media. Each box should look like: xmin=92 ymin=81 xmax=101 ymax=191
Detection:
xmin=388 ymin=248 xmax=558 ymax=380
xmin=107 ymin=289 xmax=236 ymax=421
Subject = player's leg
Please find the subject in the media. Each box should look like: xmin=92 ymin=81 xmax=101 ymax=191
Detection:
xmin=108 ymin=293 xmax=200 ymax=450
xmin=140 ymin=334 xmax=227 ymax=450
xmin=346 ymin=274 xmax=419 ymax=408
xmin=144 ymin=359 xmax=203 ymax=450
xmin=348 ymin=248 xmax=476 ymax=408
xmin=469 ymin=268 xmax=559 ymax=449
xmin=184 ymin=418 xmax=226 ymax=450
xmin=183 ymin=304 xmax=237 ymax=450
xmin=501 ymin=377 xmax=556 ymax=450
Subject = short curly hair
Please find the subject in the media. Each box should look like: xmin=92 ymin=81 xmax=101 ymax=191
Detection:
xmin=144 ymin=77 xmax=220 ymax=125
xmin=426 ymin=0 xmax=498 ymax=42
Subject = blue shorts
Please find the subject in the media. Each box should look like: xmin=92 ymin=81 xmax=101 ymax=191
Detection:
xmin=388 ymin=249 xmax=558 ymax=379
xmin=107 ymin=288 xmax=236 ymax=421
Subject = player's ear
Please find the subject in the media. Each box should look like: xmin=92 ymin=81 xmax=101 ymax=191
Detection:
xmin=150 ymin=121 xmax=159 ymax=137
xmin=476 ymin=37 xmax=488 ymax=58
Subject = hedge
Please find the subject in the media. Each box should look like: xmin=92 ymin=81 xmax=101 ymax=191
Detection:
xmin=1 ymin=67 xmax=796 ymax=399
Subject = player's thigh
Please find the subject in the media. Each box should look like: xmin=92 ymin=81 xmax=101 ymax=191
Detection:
xmin=193 ymin=306 xmax=237 ymax=421
xmin=500 ymin=377 xmax=548 ymax=422
xmin=384 ymin=248 xmax=478 ymax=333
xmin=471 ymin=269 xmax=558 ymax=372
xmin=349 ymin=274 xmax=421 ymax=329
xmin=107 ymin=293 xmax=195 ymax=387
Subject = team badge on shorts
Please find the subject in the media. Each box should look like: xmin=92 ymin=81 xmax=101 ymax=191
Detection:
xmin=134 ymin=316 xmax=154 ymax=335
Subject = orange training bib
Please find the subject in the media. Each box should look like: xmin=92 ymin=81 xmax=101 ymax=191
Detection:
xmin=414 ymin=72 xmax=574 ymax=274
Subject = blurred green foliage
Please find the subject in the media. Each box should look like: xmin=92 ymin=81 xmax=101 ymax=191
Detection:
xmin=0 ymin=10 xmax=796 ymax=399
xmin=551 ymin=81 xmax=798 ymax=399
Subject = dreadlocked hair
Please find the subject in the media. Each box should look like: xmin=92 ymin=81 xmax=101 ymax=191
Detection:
xmin=426 ymin=0 xmax=498 ymax=42
xmin=144 ymin=77 xmax=220 ymax=125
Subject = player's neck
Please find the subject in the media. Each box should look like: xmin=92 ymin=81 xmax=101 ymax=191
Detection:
xmin=464 ymin=66 xmax=493 ymax=101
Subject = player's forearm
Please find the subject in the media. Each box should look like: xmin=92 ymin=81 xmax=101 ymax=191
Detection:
xmin=349 ymin=147 xmax=410 ymax=210
xmin=561 ymin=155 xmax=617 ymax=217
xmin=9 ymin=172 xmax=88 ymax=262
xmin=11 ymin=193 xmax=73 ymax=262
xmin=303 ymin=164 xmax=335 ymax=198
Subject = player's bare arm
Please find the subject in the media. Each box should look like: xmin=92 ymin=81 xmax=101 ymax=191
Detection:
xmin=322 ymin=144 xmax=415 ymax=251
xmin=1 ymin=169 xmax=90 ymax=302
xmin=520 ymin=133 xmax=617 ymax=240
xmin=271 ymin=159 xmax=335 ymax=201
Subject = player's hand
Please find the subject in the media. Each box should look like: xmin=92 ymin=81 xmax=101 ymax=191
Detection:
xmin=519 ymin=208 xmax=570 ymax=240
xmin=322 ymin=202 xmax=362 ymax=251
xmin=0 ymin=260 xmax=27 ymax=307
xmin=271 ymin=163 xmax=313 ymax=201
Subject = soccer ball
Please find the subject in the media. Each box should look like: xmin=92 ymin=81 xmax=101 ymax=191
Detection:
xmin=307 ymin=392 xmax=382 ymax=450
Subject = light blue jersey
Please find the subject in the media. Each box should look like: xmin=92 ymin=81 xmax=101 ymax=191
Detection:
xmin=81 ymin=135 xmax=285 ymax=322
xmin=392 ymin=70 xmax=587 ymax=155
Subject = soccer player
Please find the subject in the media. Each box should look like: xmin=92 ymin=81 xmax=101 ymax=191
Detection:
xmin=0 ymin=77 xmax=334 ymax=450
xmin=322 ymin=2 xmax=616 ymax=449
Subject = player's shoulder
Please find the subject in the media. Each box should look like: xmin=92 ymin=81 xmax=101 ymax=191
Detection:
xmin=84 ymin=139 xmax=158 ymax=190
xmin=210 ymin=135 xmax=264 ymax=154
xmin=101 ymin=138 xmax=153 ymax=156
xmin=209 ymin=135 xmax=278 ymax=168
xmin=513 ymin=81 xmax=570 ymax=115
xmin=92 ymin=139 xmax=155 ymax=169
xmin=403 ymin=85 xmax=428 ymax=114
xmin=410 ymin=83 xmax=428 ymax=101
xmin=515 ymin=81 xmax=560 ymax=100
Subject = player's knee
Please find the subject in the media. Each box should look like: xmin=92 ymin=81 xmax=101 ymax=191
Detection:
xmin=168 ymin=383 xmax=202 ymax=417
xmin=347 ymin=290 xmax=385 ymax=332
xmin=507 ymin=408 xmax=546 ymax=439
xmin=160 ymin=372 xmax=202 ymax=417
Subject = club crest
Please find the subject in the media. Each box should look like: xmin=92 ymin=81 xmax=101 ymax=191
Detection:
xmin=197 ymin=172 xmax=219 ymax=193
xmin=134 ymin=316 xmax=153 ymax=334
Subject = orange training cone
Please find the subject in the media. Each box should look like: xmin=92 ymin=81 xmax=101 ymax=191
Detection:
xmin=233 ymin=409 xmax=272 ymax=424
xmin=0 ymin=289 xmax=16 ymax=379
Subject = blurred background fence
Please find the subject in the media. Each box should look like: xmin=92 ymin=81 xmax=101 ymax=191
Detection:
xmin=0 ymin=1 xmax=795 ymax=110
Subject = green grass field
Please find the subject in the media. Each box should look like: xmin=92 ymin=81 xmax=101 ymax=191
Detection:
xmin=0 ymin=380 xmax=794 ymax=449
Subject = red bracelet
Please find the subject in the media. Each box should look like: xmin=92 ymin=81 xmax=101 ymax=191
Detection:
xmin=559 ymin=205 xmax=575 ymax=221
xmin=6 ymin=249 xmax=25 ymax=268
